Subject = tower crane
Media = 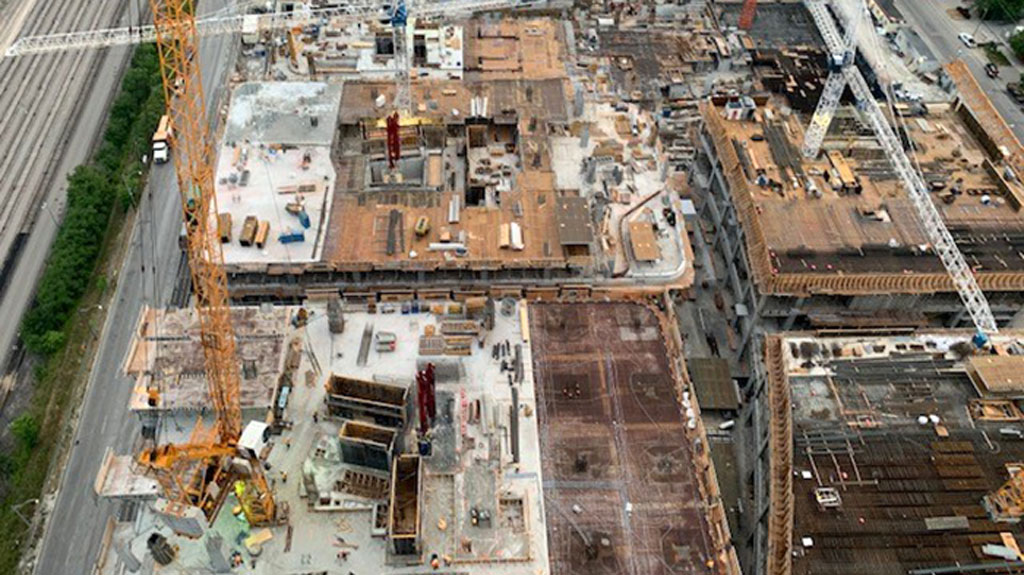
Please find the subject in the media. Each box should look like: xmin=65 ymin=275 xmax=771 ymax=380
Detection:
xmin=800 ymin=0 xmax=861 ymax=160
xmin=391 ymin=0 xmax=412 ymax=112
xmin=133 ymin=0 xmax=278 ymax=526
xmin=3 ymin=0 xmax=526 ymax=57
xmin=738 ymin=0 xmax=757 ymax=30
xmin=801 ymin=0 xmax=997 ymax=340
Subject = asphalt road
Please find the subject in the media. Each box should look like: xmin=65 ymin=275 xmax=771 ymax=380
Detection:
xmin=30 ymin=0 xmax=234 ymax=572
xmin=0 ymin=0 xmax=139 ymax=373
xmin=895 ymin=0 xmax=1024 ymax=143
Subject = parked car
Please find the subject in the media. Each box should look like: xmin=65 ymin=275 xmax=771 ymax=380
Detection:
xmin=375 ymin=331 xmax=397 ymax=352
xmin=956 ymin=5 xmax=971 ymax=19
xmin=1007 ymin=82 xmax=1024 ymax=103
xmin=986 ymin=63 xmax=1000 ymax=78
xmin=959 ymin=32 xmax=977 ymax=48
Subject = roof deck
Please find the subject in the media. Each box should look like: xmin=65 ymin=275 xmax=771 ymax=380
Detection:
xmin=701 ymin=96 xmax=1024 ymax=295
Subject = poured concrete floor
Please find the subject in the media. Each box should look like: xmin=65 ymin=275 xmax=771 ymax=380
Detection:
xmin=530 ymin=302 xmax=714 ymax=575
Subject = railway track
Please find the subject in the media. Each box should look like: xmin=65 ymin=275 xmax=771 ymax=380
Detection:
xmin=0 ymin=0 xmax=127 ymax=272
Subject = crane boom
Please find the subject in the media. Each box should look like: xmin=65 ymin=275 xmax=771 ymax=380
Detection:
xmin=4 ymin=0 xmax=532 ymax=57
xmin=802 ymin=0 xmax=997 ymax=335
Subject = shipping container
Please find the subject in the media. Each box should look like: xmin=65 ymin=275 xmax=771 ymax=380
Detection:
xmin=255 ymin=220 xmax=270 ymax=249
xmin=240 ymin=215 xmax=258 ymax=246
xmin=217 ymin=213 xmax=232 ymax=243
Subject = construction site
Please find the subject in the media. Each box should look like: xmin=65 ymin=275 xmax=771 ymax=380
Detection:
xmin=202 ymin=7 xmax=704 ymax=296
xmin=695 ymin=30 xmax=1024 ymax=359
xmin=10 ymin=0 xmax=1024 ymax=573
xmin=747 ymin=331 xmax=1024 ymax=575
xmin=90 ymin=296 xmax=736 ymax=574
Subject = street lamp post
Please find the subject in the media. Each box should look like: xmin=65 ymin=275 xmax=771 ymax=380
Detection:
xmin=40 ymin=200 xmax=59 ymax=227
xmin=11 ymin=498 xmax=39 ymax=527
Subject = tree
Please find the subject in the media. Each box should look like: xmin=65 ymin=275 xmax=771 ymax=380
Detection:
xmin=1012 ymin=31 xmax=1024 ymax=61
xmin=9 ymin=415 xmax=40 ymax=451
xmin=976 ymin=0 xmax=1024 ymax=21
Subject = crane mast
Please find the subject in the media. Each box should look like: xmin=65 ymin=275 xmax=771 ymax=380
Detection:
xmin=801 ymin=0 xmax=997 ymax=337
xmin=800 ymin=0 xmax=859 ymax=159
xmin=139 ymin=0 xmax=277 ymax=525
xmin=150 ymin=0 xmax=241 ymax=443
xmin=392 ymin=0 xmax=412 ymax=113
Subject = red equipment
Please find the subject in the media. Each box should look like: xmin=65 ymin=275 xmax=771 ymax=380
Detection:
xmin=386 ymin=112 xmax=401 ymax=169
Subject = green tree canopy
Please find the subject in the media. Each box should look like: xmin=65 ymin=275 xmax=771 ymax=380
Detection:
xmin=976 ymin=0 xmax=1024 ymax=20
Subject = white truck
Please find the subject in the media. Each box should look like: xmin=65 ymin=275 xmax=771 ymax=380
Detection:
xmin=152 ymin=114 xmax=172 ymax=164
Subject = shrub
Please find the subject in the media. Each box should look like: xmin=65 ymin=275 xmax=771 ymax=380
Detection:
xmin=9 ymin=415 xmax=39 ymax=451
xmin=20 ymin=44 xmax=164 ymax=355
xmin=1012 ymin=32 xmax=1024 ymax=61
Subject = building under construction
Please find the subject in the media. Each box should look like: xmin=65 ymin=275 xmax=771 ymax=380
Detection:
xmin=23 ymin=0 xmax=1024 ymax=572
xmin=693 ymin=37 xmax=1024 ymax=362
xmin=743 ymin=331 xmax=1024 ymax=575
xmin=94 ymin=296 xmax=738 ymax=575
xmin=211 ymin=13 xmax=701 ymax=299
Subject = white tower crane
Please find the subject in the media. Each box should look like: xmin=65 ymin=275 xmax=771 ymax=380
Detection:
xmin=802 ymin=0 xmax=997 ymax=340
xmin=800 ymin=0 xmax=861 ymax=159
xmin=391 ymin=0 xmax=412 ymax=112
xmin=4 ymin=0 xmax=532 ymax=115
xmin=4 ymin=0 xmax=529 ymax=58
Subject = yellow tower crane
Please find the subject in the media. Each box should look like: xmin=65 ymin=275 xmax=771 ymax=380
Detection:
xmin=135 ymin=0 xmax=280 ymax=526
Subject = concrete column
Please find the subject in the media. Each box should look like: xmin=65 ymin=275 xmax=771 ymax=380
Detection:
xmin=738 ymin=319 xmax=756 ymax=359
xmin=782 ymin=296 xmax=806 ymax=330
xmin=948 ymin=307 xmax=967 ymax=328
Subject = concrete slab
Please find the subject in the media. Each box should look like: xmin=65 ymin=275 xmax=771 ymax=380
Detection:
xmin=224 ymin=82 xmax=342 ymax=146
xmin=214 ymin=141 xmax=335 ymax=264
xmin=98 ymin=300 xmax=552 ymax=575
